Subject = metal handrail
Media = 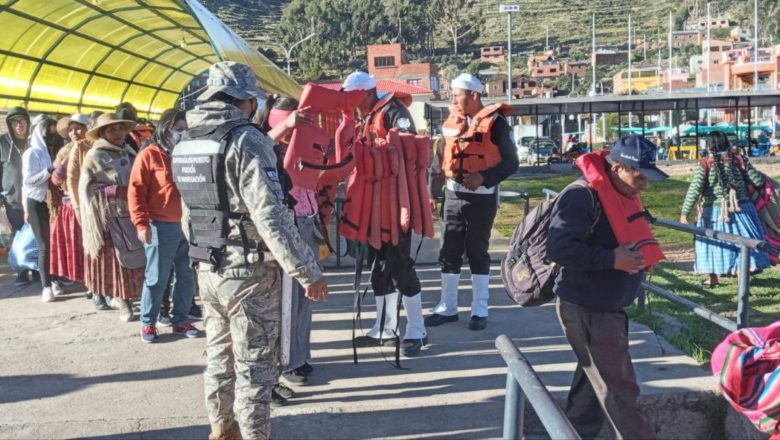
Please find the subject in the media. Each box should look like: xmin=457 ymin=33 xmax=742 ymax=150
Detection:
xmin=542 ymin=187 xmax=766 ymax=328
xmin=495 ymin=334 xmax=581 ymax=440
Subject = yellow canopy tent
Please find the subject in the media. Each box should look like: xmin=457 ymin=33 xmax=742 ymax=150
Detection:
xmin=0 ymin=0 xmax=301 ymax=120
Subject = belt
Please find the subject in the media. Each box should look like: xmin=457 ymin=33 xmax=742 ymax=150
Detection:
xmin=446 ymin=179 xmax=496 ymax=195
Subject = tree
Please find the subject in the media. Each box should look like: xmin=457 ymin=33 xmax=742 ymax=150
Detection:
xmin=432 ymin=0 xmax=483 ymax=55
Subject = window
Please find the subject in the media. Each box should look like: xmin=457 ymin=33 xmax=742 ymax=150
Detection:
xmin=536 ymin=69 xmax=544 ymax=74
xmin=550 ymin=68 xmax=557 ymax=73
xmin=374 ymin=56 xmax=395 ymax=68
xmin=406 ymin=78 xmax=422 ymax=86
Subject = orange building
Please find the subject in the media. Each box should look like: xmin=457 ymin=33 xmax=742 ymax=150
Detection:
xmin=723 ymin=47 xmax=780 ymax=91
xmin=367 ymin=43 xmax=440 ymax=94
xmin=527 ymin=51 xmax=560 ymax=83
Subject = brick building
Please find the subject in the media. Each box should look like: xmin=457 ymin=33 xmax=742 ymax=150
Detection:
xmin=564 ymin=61 xmax=589 ymax=78
xmin=527 ymin=51 xmax=560 ymax=83
xmin=367 ymin=43 xmax=440 ymax=94
xmin=480 ymin=46 xmax=506 ymax=64
xmin=592 ymin=49 xmax=628 ymax=67
xmin=672 ymin=30 xmax=702 ymax=48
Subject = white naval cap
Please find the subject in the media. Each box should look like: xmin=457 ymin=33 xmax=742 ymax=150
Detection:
xmin=450 ymin=73 xmax=484 ymax=94
xmin=341 ymin=71 xmax=377 ymax=91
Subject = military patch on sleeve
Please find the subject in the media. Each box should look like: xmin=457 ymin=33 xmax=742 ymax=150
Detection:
xmin=396 ymin=117 xmax=411 ymax=130
xmin=263 ymin=167 xmax=280 ymax=182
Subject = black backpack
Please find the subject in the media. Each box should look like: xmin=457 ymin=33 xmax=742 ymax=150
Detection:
xmin=500 ymin=179 xmax=600 ymax=306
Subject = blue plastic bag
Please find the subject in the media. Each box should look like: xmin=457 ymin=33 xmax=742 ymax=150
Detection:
xmin=8 ymin=224 xmax=39 ymax=272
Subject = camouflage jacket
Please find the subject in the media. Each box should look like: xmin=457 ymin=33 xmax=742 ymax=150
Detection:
xmin=184 ymin=101 xmax=322 ymax=287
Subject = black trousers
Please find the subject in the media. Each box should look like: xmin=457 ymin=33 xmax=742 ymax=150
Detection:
xmin=26 ymin=198 xmax=51 ymax=288
xmin=438 ymin=189 xmax=497 ymax=275
xmin=556 ymin=298 xmax=655 ymax=440
xmin=368 ymin=231 xmax=421 ymax=297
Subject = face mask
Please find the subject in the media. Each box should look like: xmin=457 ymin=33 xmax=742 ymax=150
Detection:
xmin=169 ymin=130 xmax=182 ymax=146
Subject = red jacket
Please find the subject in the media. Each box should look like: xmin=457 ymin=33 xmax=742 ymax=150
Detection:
xmin=128 ymin=143 xmax=182 ymax=230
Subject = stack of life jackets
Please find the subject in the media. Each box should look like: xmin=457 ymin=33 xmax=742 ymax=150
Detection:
xmin=283 ymin=83 xmax=366 ymax=228
xmin=339 ymin=95 xmax=434 ymax=249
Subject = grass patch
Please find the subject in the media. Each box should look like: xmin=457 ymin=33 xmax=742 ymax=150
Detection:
xmin=498 ymin=173 xmax=780 ymax=362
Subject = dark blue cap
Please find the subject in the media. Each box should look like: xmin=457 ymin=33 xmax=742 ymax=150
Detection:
xmin=608 ymin=135 xmax=668 ymax=181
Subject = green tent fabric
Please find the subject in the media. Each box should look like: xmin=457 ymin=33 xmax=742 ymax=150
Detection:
xmin=0 ymin=0 xmax=300 ymax=119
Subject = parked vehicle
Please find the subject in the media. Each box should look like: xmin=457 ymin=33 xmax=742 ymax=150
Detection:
xmin=524 ymin=139 xmax=557 ymax=165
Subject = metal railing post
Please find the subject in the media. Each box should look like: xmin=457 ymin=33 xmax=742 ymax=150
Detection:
xmin=334 ymin=196 xmax=343 ymax=268
xmin=737 ymin=244 xmax=751 ymax=328
xmin=637 ymin=287 xmax=646 ymax=310
xmin=522 ymin=192 xmax=530 ymax=217
xmin=503 ymin=371 xmax=524 ymax=440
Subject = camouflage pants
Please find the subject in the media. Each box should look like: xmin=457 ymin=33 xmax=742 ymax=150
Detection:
xmin=199 ymin=264 xmax=281 ymax=440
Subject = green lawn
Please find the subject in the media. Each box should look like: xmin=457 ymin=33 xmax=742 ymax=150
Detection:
xmin=498 ymin=174 xmax=780 ymax=363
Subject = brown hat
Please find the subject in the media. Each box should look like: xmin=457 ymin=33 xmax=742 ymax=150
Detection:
xmin=85 ymin=113 xmax=136 ymax=142
xmin=56 ymin=113 xmax=90 ymax=138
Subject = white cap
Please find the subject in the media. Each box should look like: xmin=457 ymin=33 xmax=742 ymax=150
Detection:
xmin=342 ymin=71 xmax=377 ymax=91
xmin=450 ymin=73 xmax=484 ymax=94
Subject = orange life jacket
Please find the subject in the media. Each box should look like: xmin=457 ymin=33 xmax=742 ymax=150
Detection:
xmin=441 ymin=103 xmax=511 ymax=180
xmin=576 ymin=150 xmax=665 ymax=268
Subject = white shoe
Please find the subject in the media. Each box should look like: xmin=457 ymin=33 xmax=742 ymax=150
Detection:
xmin=431 ymin=273 xmax=460 ymax=316
xmin=51 ymin=282 xmax=64 ymax=297
xmin=41 ymin=287 xmax=55 ymax=303
xmin=366 ymin=292 xmax=399 ymax=339
xmin=470 ymin=274 xmax=491 ymax=318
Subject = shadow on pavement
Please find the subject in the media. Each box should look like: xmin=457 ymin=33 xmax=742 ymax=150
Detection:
xmin=0 ymin=365 xmax=203 ymax=404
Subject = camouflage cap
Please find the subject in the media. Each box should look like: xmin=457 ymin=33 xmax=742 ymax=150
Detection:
xmin=197 ymin=61 xmax=265 ymax=102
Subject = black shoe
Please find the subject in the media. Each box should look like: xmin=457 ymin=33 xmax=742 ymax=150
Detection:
xmin=469 ymin=316 xmax=487 ymax=331
xmin=271 ymin=388 xmax=289 ymax=407
xmin=299 ymin=362 xmax=314 ymax=376
xmin=273 ymin=383 xmax=294 ymax=400
xmin=84 ymin=291 xmax=93 ymax=300
xmin=401 ymin=337 xmax=428 ymax=357
xmin=14 ymin=271 xmax=29 ymax=286
xmin=93 ymin=295 xmax=111 ymax=311
xmin=282 ymin=367 xmax=308 ymax=385
xmin=188 ymin=302 xmax=202 ymax=319
xmin=353 ymin=335 xmax=397 ymax=348
xmin=424 ymin=313 xmax=459 ymax=327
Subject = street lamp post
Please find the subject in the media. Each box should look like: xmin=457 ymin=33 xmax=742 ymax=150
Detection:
xmin=279 ymin=32 xmax=315 ymax=76
xmin=500 ymin=4 xmax=520 ymax=103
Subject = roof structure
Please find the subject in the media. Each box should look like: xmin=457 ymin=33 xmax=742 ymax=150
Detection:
xmin=0 ymin=0 xmax=300 ymax=119
xmin=425 ymin=90 xmax=780 ymax=122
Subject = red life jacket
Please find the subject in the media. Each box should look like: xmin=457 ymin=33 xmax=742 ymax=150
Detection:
xmin=317 ymin=111 xmax=359 ymax=228
xmin=576 ymin=150 xmax=665 ymax=268
xmin=364 ymin=92 xmax=413 ymax=140
xmin=284 ymin=83 xmax=366 ymax=190
xmin=399 ymin=132 xmax=423 ymax=235
xmin=441 ymin=103 xmax=510 ymax=180
xmin=415 ymin=135 xmax=435 ymax=238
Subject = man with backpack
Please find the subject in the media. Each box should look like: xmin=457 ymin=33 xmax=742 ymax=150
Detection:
xmin=546 ymin=135 xmax=666 ymax=439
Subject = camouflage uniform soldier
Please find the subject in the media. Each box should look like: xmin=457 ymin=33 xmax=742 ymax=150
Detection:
xmin=173 ymin=61 xmax=328 ymax=440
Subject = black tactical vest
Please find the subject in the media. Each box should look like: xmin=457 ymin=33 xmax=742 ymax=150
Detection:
xmin=172 ymin=121 xmax=265 ymax=269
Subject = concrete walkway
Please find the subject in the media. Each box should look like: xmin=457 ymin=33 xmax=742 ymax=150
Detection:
xmin=0 ymin=250 xmax=715 ymax=439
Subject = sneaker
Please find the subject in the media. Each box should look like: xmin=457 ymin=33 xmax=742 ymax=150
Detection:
xmin=41 ymin=287 xmax=55 ymax=303
xmin=140 ymin=325 xmax=158 ymax=343
xmin=51 ymin=282 xmax=64 ymax=297
xmin=157 ymin=315 xmax=172 ymax=327
xmin=188 ymin=302 xmax=203 ymax=319
xmin=274 ymin=383 xmax=294 ymax=399
xmin=172 ymin=322 xmax=202 ymax=338
xmin=84 ymin=291 xmax=93 ymax=300
xmin=424 ymin=313 xmax=459 ymax=327
xmin=282 ymin=367 xmax=308 ymax=385
xmin=271 ymin=388 xmax=289 ymax=408
xmin=468 ymin=316 xmax=487 ymax=331
xmin=14 ymin=271 xmax=29 ymax=287
xmin=402 ymin=337 xmax=428 ymax=357
xmin=117 ymin=299 xmax=134 ymax=322
xmin=93 ymin=295 xmax=111 ymax=311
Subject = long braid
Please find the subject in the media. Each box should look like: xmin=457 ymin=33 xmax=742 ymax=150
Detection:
xmin=707 ymin=131 xmax=736 ymax=222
